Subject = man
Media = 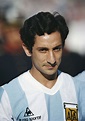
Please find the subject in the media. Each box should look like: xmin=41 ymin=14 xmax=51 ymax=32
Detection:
xmin=0 ymin=11 xmax=84 ymax=121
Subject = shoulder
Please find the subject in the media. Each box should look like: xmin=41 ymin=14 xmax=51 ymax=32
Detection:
xmin=58 ymin=70 xmax=77 ymax=90
xmin=0 ymin=71 xmax=29 ymax=99
xmin=59 ymin=70 xmax=85 ymax=87
xmin=73 ymin=71 xmax=85 ymax=95
xmin=73 ymin=71 xmax=85 ymax=91
xmin=58 ymin=70 xmax=80 ymax=93
xmin=0 ymin=76 xmax=19 ymax=104
xmin=0 ymin=71 xmax=29 ymax=110
xmin=2 ymin=70 xmax=29 ymax=89
xmin=58 ymin=70 xmax=74 ymax=81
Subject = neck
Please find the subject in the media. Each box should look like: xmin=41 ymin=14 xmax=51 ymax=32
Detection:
xmin=30 ymin=68 xmax=58 ymax=89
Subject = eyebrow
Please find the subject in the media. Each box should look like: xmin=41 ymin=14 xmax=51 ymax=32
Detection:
xmin=37 ymin=47 xmax=48 ymax=50
xmin=37 ymin=44 xmax=63 ymax=50
xmin=53 ymin=44 xmax=63 ymax=49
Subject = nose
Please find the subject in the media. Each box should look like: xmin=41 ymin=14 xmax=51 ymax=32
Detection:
xmin=47 ymin=51 xmax=56 ymax=65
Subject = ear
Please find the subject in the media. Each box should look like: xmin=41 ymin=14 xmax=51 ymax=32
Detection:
xmin=22 ymin=43 xmax=31 ymax=57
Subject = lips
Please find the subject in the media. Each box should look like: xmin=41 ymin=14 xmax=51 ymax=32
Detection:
xmin=45 ymin=65 xmax=57 ymax=70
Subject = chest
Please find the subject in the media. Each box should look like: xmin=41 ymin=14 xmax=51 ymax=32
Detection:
xmin=13 ymin=90 xmax=79 ymax=121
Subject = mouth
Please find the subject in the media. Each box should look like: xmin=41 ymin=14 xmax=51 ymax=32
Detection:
xmin=45 ymin=65 xmax=57 ymax=70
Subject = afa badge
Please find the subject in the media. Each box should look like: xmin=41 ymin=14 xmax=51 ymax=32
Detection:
xmin=64 ymin=103 xmax=78 ymax=121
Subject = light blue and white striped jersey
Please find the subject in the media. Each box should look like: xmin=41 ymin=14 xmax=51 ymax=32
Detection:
xmin=0 ymin=70 xmax=85 ymax=121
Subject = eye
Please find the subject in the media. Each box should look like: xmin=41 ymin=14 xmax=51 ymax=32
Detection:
xmin=39 ymin=48 xmax=48 ymax=53
xmin=53 ymin=45 xmax=62 ymax=52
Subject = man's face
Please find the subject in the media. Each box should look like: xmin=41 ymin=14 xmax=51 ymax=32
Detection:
xmin=31 ymin=31 xmax=63 ymax=76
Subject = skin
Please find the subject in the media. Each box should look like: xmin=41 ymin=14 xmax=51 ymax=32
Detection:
xmin=23 ymin=31 xmax=63 ymax=88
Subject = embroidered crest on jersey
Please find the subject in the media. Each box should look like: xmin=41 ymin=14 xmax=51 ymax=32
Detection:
xmin=64 ymin=103 xmax=78 ymax=121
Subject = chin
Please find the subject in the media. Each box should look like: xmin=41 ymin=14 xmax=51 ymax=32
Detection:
xmin=42 ymin=70 xmax=57 ymax=77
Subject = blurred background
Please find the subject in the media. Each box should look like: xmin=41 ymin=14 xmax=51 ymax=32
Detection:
xmin=0 ymin=0 xmax=85 ymax=85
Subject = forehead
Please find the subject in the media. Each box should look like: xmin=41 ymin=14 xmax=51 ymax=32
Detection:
xmin=34 ymin=32 xmax=62 ymax=48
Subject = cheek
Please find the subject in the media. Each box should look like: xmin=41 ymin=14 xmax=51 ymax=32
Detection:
xmin=56 ymin=51 xmax=62 ymax=62
xmin=32 ymin=53 xmax=45 ymax=64
xmin=57 ymin=50 xmax=62 ymax=57
xmin=59 ymin=53 xmax=63 ymax=59
xmin=32 ymin=54 xmax=45 ymax=71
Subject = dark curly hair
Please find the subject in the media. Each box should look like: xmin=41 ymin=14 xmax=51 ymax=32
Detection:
xmin=20 ymin=11 xmax=69 ymax=53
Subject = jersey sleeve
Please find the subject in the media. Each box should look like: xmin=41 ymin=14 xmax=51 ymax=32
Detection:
xmin=0 ymin=87 xmax=15 ymax=121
